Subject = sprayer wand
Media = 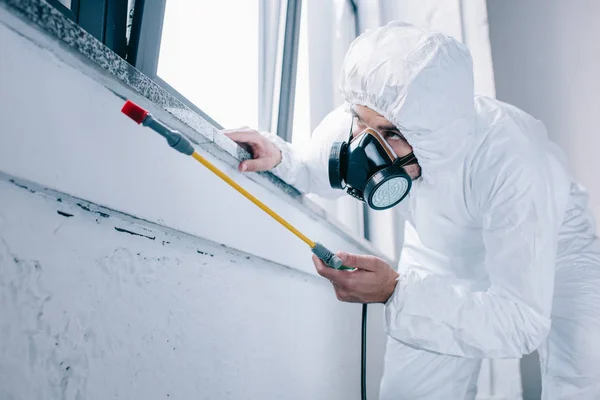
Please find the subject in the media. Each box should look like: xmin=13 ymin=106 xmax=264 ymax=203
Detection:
xmin=121 ymin=100 xmax=346 ymax=270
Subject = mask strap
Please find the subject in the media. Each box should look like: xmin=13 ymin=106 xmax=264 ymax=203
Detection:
xmin=395 ymin=152 xmax=418 ymax=166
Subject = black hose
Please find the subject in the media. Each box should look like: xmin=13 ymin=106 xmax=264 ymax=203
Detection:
xmin=361 ymin=303 xmax=368 ymax=400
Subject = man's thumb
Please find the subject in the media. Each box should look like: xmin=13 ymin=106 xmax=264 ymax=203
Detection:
xmin=337 ymin=252 xmax=379 ymax=271
xmin=338 ymin=252 xmax=359 ymax=267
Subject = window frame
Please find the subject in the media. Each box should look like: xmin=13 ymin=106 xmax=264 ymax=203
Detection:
xmin=127 ymin=0 xmax=166 ymax=79
xmin=274 ymin=0 xmax=302 ymax=142
xmin=46 ymin=0 xmax=359 ymax=144
xmin=47 ymin=0 xmax=129 ymax=60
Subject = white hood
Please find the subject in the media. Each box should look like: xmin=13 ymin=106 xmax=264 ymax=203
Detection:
xmin=339 ymin=22 xmax=476 ymax=181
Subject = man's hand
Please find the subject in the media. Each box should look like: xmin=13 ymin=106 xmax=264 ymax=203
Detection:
xmin=222 ymin=128 xmax=282 ymax=172
xmin=312 ymin=252 xmax=399 ymax=303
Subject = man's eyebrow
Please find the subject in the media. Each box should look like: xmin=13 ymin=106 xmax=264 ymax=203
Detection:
xmin=379 ymin=123 xmax=399 ymax=131
xmin=350 ymin=108 xmax=403 ymax=135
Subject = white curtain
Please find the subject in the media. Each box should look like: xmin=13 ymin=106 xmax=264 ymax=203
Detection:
xmin=301 ymin=0 xmax=367 ymax=239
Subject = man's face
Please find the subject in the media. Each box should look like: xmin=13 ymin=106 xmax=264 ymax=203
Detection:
xmin=351 ymin=105 xmax=422 ymax=180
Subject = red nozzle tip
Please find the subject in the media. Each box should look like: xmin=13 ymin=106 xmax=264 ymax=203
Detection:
xmin=121 ymin=100 xmax=149 ymax=124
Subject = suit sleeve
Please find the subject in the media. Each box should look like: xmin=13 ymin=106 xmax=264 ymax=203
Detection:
xmin=261 ymin=105 xmax=350 ymax=199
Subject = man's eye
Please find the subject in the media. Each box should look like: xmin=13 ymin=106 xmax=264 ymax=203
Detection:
xmin=384 ymin=131 xmax=402 ymax=140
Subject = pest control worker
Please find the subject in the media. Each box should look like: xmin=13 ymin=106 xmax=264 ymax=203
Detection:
xmin=224 ymin=22 xmax=600 ymax=399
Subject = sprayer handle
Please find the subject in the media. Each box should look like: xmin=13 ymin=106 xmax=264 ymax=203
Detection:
xmin=311 ymin=242 xmax=354 ymax=270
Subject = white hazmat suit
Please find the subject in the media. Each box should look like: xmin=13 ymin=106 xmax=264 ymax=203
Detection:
xmin=263 ymin=22 xmax=600 ymax=399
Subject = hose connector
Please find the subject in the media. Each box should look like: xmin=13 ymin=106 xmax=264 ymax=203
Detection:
xmin=312 ymin=242 xmax=345 ymax=269
xmin=143 ymin=115 xmax=194 ymax=156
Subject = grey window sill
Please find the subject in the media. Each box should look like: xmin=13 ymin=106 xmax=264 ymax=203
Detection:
xmin=1 ymin=0 xmax=387 ymax=260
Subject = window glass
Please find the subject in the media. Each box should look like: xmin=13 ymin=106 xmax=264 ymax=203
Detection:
xmin=158 ymin=1 xmax=260 ymax=129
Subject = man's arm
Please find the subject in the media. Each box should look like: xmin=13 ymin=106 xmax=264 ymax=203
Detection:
xmin=225 ymin=105 xmax=350 ymax=199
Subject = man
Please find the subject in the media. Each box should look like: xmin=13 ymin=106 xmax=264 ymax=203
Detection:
xmin=225 ymin=22 xmax=600 ymax=399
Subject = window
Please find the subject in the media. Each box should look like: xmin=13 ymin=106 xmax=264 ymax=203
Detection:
xmin=127 ymin=0 xmax=289 ymax=133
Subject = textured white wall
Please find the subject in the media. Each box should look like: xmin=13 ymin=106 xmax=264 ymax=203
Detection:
xmin=0 ymin=8 xmax=387 ymax=400
xmin=0 ymin=178 xmax=366 ymax=400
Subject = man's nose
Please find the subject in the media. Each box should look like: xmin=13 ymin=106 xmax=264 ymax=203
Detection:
xmin=392 ymin=142 xmax=414 ymax=159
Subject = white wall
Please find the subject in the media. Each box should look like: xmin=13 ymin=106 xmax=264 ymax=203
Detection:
xmin=487 ymin=1 xmax=600 ymax=398
xmin=487 ymin=0 xmax=600 ymax=226
xmin=0 ymin=6 xmax=387 ymax=400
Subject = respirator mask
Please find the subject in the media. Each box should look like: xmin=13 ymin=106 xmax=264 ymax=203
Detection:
xmin=328 ymin=122 xmax=418 ymax=210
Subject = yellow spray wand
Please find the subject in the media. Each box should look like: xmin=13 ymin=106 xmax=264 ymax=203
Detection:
xmin=121 ymin=100 xmax=347 ymax=270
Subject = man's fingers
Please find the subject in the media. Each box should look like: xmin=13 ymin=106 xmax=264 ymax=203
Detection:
xmin=312 ymin=255 xmax=348 ymax=283
xmin=239 ymin=158 xmax=274 ymax=173
xmin=221 ymin=126 xmax=250 ymax=132
xmin=337 ymin=252 xmax=379 ymax=272
xmin=312 ymin=255 xmax=332 ymax=277
xmin=221 ymin=126 xmax=250 ymax=134
xmin=334 ymin=288 xmax=348 ymax=302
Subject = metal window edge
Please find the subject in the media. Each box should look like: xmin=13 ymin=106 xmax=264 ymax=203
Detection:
xmin=275 ymin=0 xmax=303 ymax=142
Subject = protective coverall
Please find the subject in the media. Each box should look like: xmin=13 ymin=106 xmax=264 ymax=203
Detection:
xmin=262 ymin=22 xmax=600 ymax=399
